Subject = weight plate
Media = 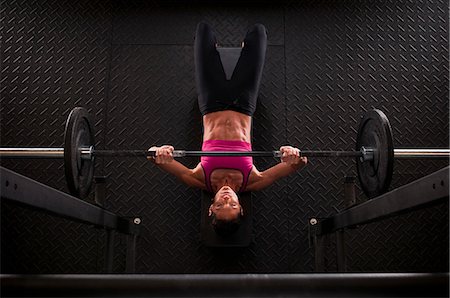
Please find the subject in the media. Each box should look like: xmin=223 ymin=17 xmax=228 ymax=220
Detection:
xmin=356 ymin=109 xmax=394 ymax=198
xmin=64 ymin=107 xmax=95 ymax=199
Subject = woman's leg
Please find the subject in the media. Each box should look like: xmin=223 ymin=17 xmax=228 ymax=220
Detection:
xmin=230 ymin=24 xmax=267 ymax=116
xmin=194 ymin=22 xmax=227 ymax=115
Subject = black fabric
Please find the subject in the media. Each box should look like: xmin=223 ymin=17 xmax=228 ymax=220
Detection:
xmin=194 ymin=22 xmax=267 ymax=116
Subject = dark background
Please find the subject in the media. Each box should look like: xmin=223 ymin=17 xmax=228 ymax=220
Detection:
xmin=1 ymin=0 xmax=448 ymax=273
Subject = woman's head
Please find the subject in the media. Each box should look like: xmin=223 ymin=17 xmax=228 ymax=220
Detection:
xmin=208 ymin=185 xmax=244 ymax=236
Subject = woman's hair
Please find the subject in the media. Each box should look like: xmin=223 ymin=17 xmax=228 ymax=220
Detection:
xmin=211 ymin=213 xmax=242 ymax=236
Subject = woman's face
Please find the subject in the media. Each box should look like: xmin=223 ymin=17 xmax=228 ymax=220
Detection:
xmin=209 ymin=185 xmax=243 ymax=220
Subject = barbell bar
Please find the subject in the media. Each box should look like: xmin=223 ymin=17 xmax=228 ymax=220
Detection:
xmin=0 ymin=148 xmax=366 ymax=159
xmin=0 ymin=107 xmax=449 ymax=199
xmin=1 ymin=147 xmax=449 ymax=160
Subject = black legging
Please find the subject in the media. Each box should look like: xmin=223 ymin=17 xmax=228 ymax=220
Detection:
xmin=194 ymin=22 xmax=267 ymax=116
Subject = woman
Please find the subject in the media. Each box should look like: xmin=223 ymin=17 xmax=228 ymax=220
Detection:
xmin=149 ymin=23 xmax=307 ymax=235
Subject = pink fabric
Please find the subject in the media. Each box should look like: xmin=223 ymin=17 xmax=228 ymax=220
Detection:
xmin=201 ymin=140 xmax=253 ymax=192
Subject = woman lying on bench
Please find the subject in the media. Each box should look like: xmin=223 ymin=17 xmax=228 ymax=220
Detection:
xmin=149 ymin=23 xmax=307 ymax=235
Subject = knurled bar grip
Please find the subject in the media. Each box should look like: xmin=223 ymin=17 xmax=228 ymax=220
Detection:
xmin=95 ymin=150 xmax=282 ymax=158
xmin=93 ymin=149 xmax=365 ymax=158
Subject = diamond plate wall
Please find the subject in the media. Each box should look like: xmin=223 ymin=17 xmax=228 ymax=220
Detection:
xmin=1 ymin=0 xmax=448 ymax=274
xmin=285 ymin=0 xmax=449 ymax=272
xmin=0 ymin=0 xmax=112 ymax=273
xmin=112 ymin=1 xmax=284 ymax=46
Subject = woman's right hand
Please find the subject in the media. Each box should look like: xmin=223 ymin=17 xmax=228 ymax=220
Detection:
xmin=279 ymin=145 xmax=307 ymax=166
xmin=148 ymin=145 xmax=174 ymax=164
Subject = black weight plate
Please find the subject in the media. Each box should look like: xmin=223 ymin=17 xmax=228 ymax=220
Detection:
xmin=64 ymin=107 xmax=95 ymax=199
xmin=356 ymin=109 xmax=394 ymax=198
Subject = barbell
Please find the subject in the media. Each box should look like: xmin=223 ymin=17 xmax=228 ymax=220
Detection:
xmin=1 ymin=107 xmax=449 ymax=199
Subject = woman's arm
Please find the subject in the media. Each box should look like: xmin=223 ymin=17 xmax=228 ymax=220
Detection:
xmin=246 ymin=146 xmax=307 ymax=191
xmin=148 ymin=145 xmax=205 ymax=189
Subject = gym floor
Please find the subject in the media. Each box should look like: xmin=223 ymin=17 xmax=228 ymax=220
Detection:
xmin=1 ymin=0 xmax=449 ymax=274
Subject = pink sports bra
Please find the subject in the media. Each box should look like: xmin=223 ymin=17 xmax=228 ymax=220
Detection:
xmin=201 ymin=140 xmax=253 ymax=193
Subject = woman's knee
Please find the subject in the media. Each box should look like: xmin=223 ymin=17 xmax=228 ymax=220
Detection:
xmin=196 ymin=22 xmax=213 ymax=37
xmin=247 ymin=23 xmax=268 ymax=39
xmin=195 ymin=22 xmax=218 ymax=48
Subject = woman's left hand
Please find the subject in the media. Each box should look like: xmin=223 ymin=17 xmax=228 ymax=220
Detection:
xmin=280 ymin=146 xmax=307 ymax=166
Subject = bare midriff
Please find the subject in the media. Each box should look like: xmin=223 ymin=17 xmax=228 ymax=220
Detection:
xmin=203 ymin=110 xmax=252 ymax=142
